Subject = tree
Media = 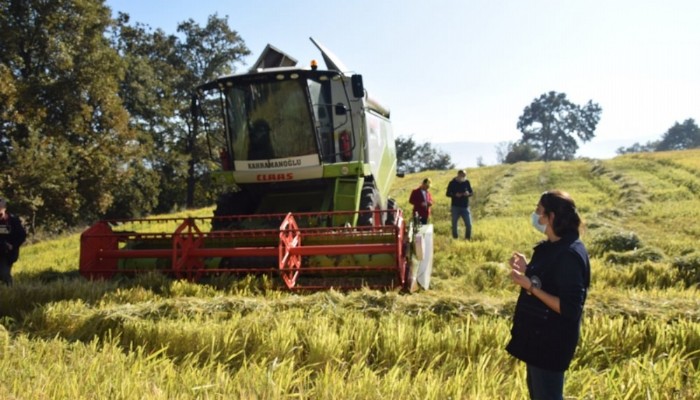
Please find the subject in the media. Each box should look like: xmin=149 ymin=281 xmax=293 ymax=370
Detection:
xmin=616 ymin=119 xmax=699 ymax=155
xmin=616 ymin=140 xmax=658 ymax=155
xmin=0 ymin=0 xmax=139 ymax=231
xmin=110 ymin=14 xmax=188 ymax=216
xmin=517 ymin=91 xmax=602 ymax=161
xmin=495 ymin=142 xmax=510 ymax=164
xmin=111 ymin=13 xmax=250 ymax=213
xmin=395 ymin=135 xmax=454 ymax=173
xmin=497 ymin=141 xmax=540 ymax=164
xmin=656 ymin=119 xmax=700 ymax=151
xmin=0 ymin=0 xmax=252 ymax=231
xmin=174 ymin=15 xmax=250 ymax=208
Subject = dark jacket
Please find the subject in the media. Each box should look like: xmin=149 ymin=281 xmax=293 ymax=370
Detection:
xmin=0 ymin=213 xmax=27 ymax=264
xmin=506 ymin=232 xmax=590 ymax=371
xmin=445 ymin=178 xmax=473 ymax=208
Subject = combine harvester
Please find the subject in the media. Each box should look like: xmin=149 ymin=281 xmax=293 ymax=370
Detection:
xmin=80 ymin=38 xmax=433 ymax=291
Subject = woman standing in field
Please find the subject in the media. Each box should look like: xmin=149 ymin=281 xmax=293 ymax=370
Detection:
xmin=506 ymin=190 xmax=590 ymax=400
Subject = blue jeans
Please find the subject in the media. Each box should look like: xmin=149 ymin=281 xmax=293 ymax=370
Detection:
xmin=451 ymin=206 xmax=472 ymax=239
xmin=526 ymin=364 xmax=564 ymax=400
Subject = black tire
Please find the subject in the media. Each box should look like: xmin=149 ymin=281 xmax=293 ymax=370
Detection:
xmin=212 ymin=191 xmax=254 ymax=230
xmin=213 ymin=191 xmax=276 ymax=271
xmin=357 ymin=184 xmax=380 ymax=226
xmin=385 ymin=198 xmax=397 ymax=225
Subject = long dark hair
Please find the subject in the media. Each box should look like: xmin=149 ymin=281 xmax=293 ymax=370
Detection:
xmin=539 ymin=190 xmax=581 ymax=237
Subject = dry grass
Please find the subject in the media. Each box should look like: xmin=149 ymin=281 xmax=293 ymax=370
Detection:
xmin=3 ymin=149 xmax=700 ymax=399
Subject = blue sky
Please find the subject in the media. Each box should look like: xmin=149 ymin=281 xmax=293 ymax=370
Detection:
xmin=106 ymin=0 xmax=699 ymax=161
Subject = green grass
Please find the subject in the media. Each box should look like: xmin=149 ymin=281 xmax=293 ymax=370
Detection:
xmin=3 ymin=149 xmax=700 ymax=399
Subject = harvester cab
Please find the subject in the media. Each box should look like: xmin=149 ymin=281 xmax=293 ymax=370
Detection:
xmin=79 ymin=38 xmax=434 ymax=291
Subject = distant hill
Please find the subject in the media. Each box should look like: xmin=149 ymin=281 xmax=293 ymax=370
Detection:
xmin=432 ymin=142 xmax=499 ymax=168
xmin=433 ymin=137 xmax=653 ymax=168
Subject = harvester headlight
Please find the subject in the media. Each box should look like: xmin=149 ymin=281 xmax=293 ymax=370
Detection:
xmin=276 ymin=74 xmax=285 ymax=80
xmin=341 ymin=166 xmax=349 ymax=175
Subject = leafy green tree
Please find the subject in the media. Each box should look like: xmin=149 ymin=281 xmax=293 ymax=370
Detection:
xmin=656 ymin=119 xmax=700 ymax=151
xmin=517 ymin=91 xmax=602 ymax=161
xmin=1 ymin=1 xmax=250 ymax=229
xmin=616 ymin=140 xmax=658 ymax=155
xmin=497 ymin=141 xmax=540 ymax=164
xmin=109 ymin=14 xmax=183 ymax=216
xmin=616 ymin=119 xmax=699 ymax=155
xmin=111 ymin=13 xmax=250 ymax=213
xmin=395 ymin=135 xmax=454 ymax=173
xmin=0 ymin=64 xmax=19 ymax=163
xmin=0 ymin=0 xmax=138 ymax=231
xmin=495 ymin=142 xmax=509 ymax=164
xmin=174 ymin=15 xmax=250 ymax=208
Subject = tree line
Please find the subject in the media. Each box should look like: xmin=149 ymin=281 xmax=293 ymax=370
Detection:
xmin=615 ymin=118 xmax=700 ymax=154
xmin=3 ymin=1 xmax=694 ymax=234
xmin=1 ymin=0 xmax=250 ymax=233
xmin=0 ymin=0 xmax=456 ymax=234
xmin=402 ymin=91 xmax=605 ymax=167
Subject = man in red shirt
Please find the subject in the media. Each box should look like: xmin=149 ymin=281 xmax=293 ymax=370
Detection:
xmin=408 ymin=178 xmax=433 ymax=224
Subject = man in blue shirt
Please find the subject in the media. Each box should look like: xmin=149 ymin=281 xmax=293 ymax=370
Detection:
xmin=445 ymin=170 xmax=473 ymax=239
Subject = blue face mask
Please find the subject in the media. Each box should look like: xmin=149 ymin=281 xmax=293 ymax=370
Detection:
xmin=531 ymin=212 xmax=547 ymax=233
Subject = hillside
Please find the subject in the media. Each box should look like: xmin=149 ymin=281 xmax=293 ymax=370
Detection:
xmin=432 ymin=137 xmax=654 ymax=168
xmin=2 ymin=149 xmax=700 ymax=399
xmin=393 ymin=149 xmax=700 ymax=292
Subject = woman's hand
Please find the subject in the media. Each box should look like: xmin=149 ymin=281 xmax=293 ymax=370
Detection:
xmin=509 ymin=252 xmax=531 ymax=290
xmin=508 ymin=252 xmax=561 ymax=312
xmin=509 ymin=252 xmax=527 ymax=274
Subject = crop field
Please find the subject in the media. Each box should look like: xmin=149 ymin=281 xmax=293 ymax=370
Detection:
xmin=2 ymin=149 xmax=700 ymax=399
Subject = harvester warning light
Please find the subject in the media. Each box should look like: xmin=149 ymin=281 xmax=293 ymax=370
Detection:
xmin=310 ymin=59 xmax=318 ymax=70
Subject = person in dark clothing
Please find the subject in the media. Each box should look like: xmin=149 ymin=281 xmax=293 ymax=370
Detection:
xmin=445 ymin=169 xmax=473 ymax=239
xmin=506 ymin=190 xmax=590 ymax=400
xmin=248 ymin=119 xmax=274 ymax=160
xmin=408 ymin=178 xmax=433 ymax=224
xmin=0 ymin=198 xmax=27 ymax=286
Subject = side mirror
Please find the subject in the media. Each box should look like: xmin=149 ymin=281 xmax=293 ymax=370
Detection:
xmin=351 ymin=74 xmax=364 ymax=98
xmin=334 ymin=103 xmax=348 ymax=115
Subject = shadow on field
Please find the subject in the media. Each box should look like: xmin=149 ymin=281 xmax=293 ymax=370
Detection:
xmin=0 ymin=269 xmax=281 ymax=327
xmin=29 ymin=269 xmax=83 ymax=283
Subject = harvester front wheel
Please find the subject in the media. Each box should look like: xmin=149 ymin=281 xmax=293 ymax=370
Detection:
xmin=213 ymin=191 xmax=254 ymax=230
xmin=357 ymin=185 xmax=380 ymax=226
xmin=385 ymin=198 xmax=397 ymax=225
